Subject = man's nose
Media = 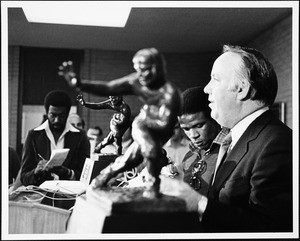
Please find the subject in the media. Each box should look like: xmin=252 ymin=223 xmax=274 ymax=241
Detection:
xmin=53 ymin=116 xmax=63 ymax=123
xmin=188 ymin=128 xmax=199 ymax=139
xmin=204 ymin=81 xmax=211 ymax=94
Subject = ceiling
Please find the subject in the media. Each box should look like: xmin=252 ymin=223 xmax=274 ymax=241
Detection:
xmin=7 ymin=6 xmax=292 ymax=53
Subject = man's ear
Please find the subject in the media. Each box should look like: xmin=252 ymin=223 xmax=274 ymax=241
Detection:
xmin=237 ymin=79 xmax=251 ymax=101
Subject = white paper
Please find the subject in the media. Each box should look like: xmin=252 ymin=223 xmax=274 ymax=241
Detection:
xmin=39 ymin=180 xmax=87 ymax=195
xmin=80 ymin=158 xmax=95 ymax=186
xmin=44 ymin=148 xmax=70 ymax=169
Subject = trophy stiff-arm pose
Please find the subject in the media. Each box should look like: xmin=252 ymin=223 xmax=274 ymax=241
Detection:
xmin=59 ymin=48 xmax=182 ymax=198
xmin=77 ymin=94 xmax=131 ymax=155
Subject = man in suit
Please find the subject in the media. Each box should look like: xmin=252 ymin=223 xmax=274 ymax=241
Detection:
xmin=20 ymin=90 xmax=90 ymax=186
xmin=160 ymin=45 xmax=292 ymax=232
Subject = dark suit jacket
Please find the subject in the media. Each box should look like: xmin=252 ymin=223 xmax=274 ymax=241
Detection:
xmin=202 ymin=110 xmax=292 ymax=232
xmin=20 ymin=128 xmax=90 ymax=186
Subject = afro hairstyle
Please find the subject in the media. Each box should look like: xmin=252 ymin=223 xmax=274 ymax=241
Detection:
xmin=44 ymin=90 xmax=72 ymax=113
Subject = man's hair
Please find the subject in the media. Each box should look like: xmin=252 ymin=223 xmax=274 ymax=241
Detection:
xmin=222 ymin=45 xmax=278 ymax=106
xmin=44 ymin=90 xmax=72 ymax=113
xmin=180 ymin=86 xmax=211 ymax=117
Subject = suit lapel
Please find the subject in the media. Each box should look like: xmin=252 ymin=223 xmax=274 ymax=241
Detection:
xmin=211 ymin=111 xmax=273 ymax=197
xmin=64 ymin=131 xmax=79 ymax=149
xmin=211 ymin=140 xmax=248 ymax=194
xmin=35 ymin=131 xmax=51 ymax=159
xmin=63 ymin=131 xmax=79 ymax=162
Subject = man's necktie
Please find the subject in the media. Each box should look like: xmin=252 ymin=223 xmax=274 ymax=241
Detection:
xmin=212 ymin=131 xmax=232 ymax=184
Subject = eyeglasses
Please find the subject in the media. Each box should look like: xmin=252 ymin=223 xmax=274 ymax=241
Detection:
xmin=189 ymin=160 xmax=207 ymax=190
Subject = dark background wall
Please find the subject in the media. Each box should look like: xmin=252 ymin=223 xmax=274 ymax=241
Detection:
xmin=21 ymin=47 xmax=83 ymax=105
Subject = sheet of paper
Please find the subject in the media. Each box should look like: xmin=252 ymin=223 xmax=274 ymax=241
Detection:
xmin=80 ymin=158 xmax=95 ymax=186
xmin=39 ymin=180 xmax=87 ymax=195
xmin=44 ymin=148 xmax=70 ymax=169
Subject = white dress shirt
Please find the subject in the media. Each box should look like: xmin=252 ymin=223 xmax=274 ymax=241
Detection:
xmin=34 ymin=120 xmax=80 ymax=151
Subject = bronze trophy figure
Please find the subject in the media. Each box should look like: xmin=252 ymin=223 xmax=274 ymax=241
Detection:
xmin=77 ymin=94 xmax=131 ymax=155
xmin=59 ymin=48 xmax=182 ymax=198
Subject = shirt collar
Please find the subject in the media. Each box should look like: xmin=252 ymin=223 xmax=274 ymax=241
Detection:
xmin=34 ymin=120 xmax=80 ymax=133
xmin=212 ymin=127 xmax=230 ymax=146
xmin=34 ymin=120 xmax=80 ymax=150
xmin=188 ymin=142 xmax=208 ymax=158
xmin=34 ymin=120 xmax=48 ymax=131
xmin=231 ymin=107 xmax=269 ymax=148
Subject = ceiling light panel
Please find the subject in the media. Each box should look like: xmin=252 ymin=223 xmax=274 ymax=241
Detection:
xmin=22 ymin=2 xmax=131 ymax=27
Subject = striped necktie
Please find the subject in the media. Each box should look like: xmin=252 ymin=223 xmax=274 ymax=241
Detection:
xmin=212 ymin=131 xmax=232 ymax=184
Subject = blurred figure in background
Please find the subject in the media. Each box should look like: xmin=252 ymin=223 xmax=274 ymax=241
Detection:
xmin=161 ymin=123 xmax=189 ymax=179
xmin=68 ymin=113 xmax=85 ymax=130
xmin=87 ymin=126 xmax=103 ymax=155
xmin=164 ymin=123 xmax=189 ymax=166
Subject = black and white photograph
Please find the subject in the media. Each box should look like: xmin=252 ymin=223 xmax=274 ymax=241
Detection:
xmin=1 ymin=1 xmax=299 ymax=240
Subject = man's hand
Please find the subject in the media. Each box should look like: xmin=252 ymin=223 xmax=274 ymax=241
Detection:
xmin=161 ymin=163 xmax=181 ymax=179
xmin=159 ymin=174 xmax=203 ymax=212
xmin=49 ymin=166 xmax=72 ymax=180
xmin=76 ymin=94 xmax=85 ymax=106
xmin=34 ymin=159 xmax=49 ymax=175
xmin=58 ymin=61 xmax=78 ymax=88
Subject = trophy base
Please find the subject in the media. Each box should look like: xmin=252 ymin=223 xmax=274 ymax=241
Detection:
xmin=87 ymin=186 xmax=186 ymax=213
xmin=78 ymin=186 xmax=203 ymax=233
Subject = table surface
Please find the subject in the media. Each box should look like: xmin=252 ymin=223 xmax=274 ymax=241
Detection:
xmin=9 ymin=185 xmax=203 ymax=234
xmin=9 ymin=186 xmax=75 ymax=234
